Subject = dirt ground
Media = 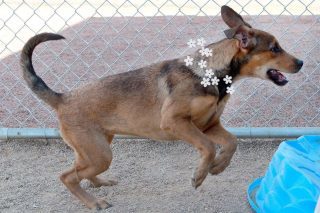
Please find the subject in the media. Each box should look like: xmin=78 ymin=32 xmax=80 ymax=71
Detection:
xmin=0 ymin=138 xmax=283 ymax=212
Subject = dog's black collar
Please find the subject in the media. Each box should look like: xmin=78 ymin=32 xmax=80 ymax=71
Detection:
xmin=217 ymin=56 xmax=247 ymax=101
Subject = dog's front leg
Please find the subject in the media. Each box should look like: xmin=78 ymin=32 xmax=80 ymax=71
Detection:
xmin=160 ymin=102 xmax=216 ymax=189
xmin=204 ymin=121 xmax=237 ymax=175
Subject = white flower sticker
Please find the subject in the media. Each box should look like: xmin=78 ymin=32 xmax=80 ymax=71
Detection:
xmin=201 ymin=78 xmax=211 ymax=87
xmin=197 ymin=37 xmax=206 ymax=46
xmin=211 ymin=76 xmax=220 ymax=86
xmin=198 ymin=59 xmax=207 ymax=69
xmin=187 ymin=39 xmax=196 ymax=48
xmin=223 ymin=75 xmax=232 ymax=84
xmin=199 ymin=47 xmax=206 ymax=56
xmin=226 ymin=86 xmax=235 ymax=94
xmin=204 ymin=48 xmax=213 ymax=57
xmin=184 ymin=56 xmax=194 ymax=66
xmin=205 ymin=69 xmax=214 ymax=78
xmin=199 ymin=47 xmax=212 ymax=57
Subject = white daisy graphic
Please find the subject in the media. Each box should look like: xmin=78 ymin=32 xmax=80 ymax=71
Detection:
xmin=226 ymin=86 xmax=235 ymax=94
xmin=197 ymin=37 xmax=206 ymax=46
xmin=198 ymin=59 xmax=207 ymax=69
xmin=187 ymin=39 xmax=196 ymax=48
xmin=184 ymin=56 xmax=194 ymax=66
xmin=201 ymin=77 xmax=211 ymax=87
xmin=204 ymin=48 xmax=213 ymax=57
xmin=211 ymin=76 xmax=220 ymax=86
xmin=199 ymin=47 xmax=206 ymax=56
xmin=205 ymin=69 xmax=214 ymax=78
xmin=223 ymin=75 xmax=232 ymax=84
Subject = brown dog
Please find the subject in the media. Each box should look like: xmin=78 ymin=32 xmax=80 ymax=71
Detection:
xmin=20 ymin=5 xmax=303 ymax=209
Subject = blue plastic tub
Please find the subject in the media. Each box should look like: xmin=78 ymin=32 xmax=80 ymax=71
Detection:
xmin=247 ymin=135 xmax=320 ymax=213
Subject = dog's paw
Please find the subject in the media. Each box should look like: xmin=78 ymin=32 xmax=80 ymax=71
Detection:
xmin=92 ymin=199 xmax=112 ymax=210
xmin=209 ymin=159 xmax=230 ymax=175
xmin=191 ymin=168 xmax=208 ymax=189
xmin=103 ymin=179 xmax=118 ymax=186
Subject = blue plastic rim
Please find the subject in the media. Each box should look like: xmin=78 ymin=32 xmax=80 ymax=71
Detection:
xmin=247 ymin=135 xmax=320 ymax=213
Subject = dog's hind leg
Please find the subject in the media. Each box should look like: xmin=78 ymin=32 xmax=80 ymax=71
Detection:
xmin=59 ymin=127 xmax=114 ymax=209
xmin=204 ymin=122 xmax=237 ymax=175
xmin=88 ymin=133 xmax=118 ymax=188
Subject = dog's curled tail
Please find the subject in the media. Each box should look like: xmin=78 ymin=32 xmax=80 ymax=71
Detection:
xmin=20 ymin=33 xmax=65 ymax=109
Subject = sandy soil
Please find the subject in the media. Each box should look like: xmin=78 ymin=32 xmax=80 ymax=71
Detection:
xmin=0 ymin=138 xmax=282 ymax=212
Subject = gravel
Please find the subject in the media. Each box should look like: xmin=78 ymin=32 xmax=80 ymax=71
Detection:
xmin=0 ymin=138 xmax=283 ymax=212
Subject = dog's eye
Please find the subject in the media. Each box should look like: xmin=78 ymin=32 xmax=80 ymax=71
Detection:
xmin=270 ymin=45 xmax=281 ymax=53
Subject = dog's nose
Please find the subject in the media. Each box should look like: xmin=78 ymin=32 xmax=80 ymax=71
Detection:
xmin=296 ymin=59 xmax=303 ymax=70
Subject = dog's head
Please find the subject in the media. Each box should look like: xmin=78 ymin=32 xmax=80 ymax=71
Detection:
xmin=221 ymin=5 xmax=303 ymax=86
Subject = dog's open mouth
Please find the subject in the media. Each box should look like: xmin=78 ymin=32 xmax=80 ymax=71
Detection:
xmin=267 ymin=69 xmax=288 ymax=86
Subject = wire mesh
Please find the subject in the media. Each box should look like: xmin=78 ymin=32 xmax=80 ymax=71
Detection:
xmin=0 ymin=0 xmax=319 ymax=128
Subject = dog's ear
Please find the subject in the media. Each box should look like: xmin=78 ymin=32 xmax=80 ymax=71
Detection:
xmin=221 ymin=5 xmax=252 ymax=28
xmin=224 ymin=25 xmax=256 ymax=49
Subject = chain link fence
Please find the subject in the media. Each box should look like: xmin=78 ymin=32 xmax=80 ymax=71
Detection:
xmin=0 ymin=0 xmax=319 ymax=129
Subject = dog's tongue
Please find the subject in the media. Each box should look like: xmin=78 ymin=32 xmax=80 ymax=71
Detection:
xmin=267 ymin=69 xmax=288 ymax=86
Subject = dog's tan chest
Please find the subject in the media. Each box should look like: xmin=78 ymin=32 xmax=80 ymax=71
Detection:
xmin=190 ymin=95 xmax=229 ymax=129
xmin=190 ymin=96 xmax=217 ymax=126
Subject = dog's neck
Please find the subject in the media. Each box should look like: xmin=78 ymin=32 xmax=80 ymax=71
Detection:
xmin=189 ymin=39 xmax=241 ymax=79
xmin=186 ymin=39 xmax=246 ymax=100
